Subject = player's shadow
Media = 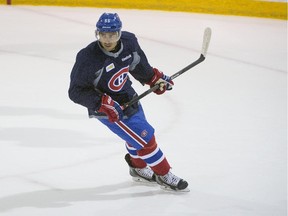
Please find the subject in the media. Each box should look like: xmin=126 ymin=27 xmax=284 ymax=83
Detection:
xmin=0 ymin=181 xmax=168 ymax=213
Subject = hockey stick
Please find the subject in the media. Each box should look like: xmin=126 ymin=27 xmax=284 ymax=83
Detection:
xmin=122 ymin=27 xmax=212 ymax=109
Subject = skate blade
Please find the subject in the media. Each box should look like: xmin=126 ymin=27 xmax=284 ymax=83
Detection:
xmin=132 ymin=177 xmax=157 ymax=184
xmin=160 ymin=185 xmax=190 ymax=192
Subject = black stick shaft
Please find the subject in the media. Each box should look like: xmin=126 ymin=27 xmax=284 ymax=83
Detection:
xmin=122 ymin=54 xmax=205 ymax=109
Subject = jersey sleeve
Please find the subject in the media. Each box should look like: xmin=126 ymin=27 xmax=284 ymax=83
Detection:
xmin=68 ymin=49 xmax=102 ymax=111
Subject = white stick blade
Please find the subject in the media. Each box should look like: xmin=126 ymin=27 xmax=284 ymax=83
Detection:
xmin=201 ymin=27 xmax=212 ymax=57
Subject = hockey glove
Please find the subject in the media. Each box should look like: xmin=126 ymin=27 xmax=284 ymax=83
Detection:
xmin=98 ymin=94 xmax=123 ymax=122
xmin=147 ymin=68 xmax=174 ymax=95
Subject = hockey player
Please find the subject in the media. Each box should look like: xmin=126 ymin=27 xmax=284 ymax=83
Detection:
xmin=68 ymin=13 xmax=188 ymax=191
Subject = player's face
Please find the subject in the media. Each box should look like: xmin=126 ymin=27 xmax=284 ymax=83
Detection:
xmin=96 ymin=31 xmax=120 ymax=52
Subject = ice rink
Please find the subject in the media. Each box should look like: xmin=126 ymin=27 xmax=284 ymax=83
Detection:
xmin=0 ymin=5 xmax=287 ymax=216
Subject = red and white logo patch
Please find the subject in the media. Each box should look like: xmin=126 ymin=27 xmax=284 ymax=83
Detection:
xmin=141 ymin=130 xmax=148 ymax=137
xmin=108 ymin=66 xmax=129 ymax=92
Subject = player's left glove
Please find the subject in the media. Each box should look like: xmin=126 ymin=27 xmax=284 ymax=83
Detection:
xmin=147 ymin=68 xmax=174 ymax=95
xmin=98 ymin=94 xmax=123 ymax=123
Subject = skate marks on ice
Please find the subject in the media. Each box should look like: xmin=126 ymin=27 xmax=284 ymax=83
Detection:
xmin=0 ymin=105 xmax=119 ymax=148
xmin=0 ymin=182 xmax=279 ymax=215
xmin=0 ymin=127 xmax=93 ymax=147
xmin=0 ymin=127 xmax=101 ymax=148
xmin=0 ymin=106 xmax=83 ymax=120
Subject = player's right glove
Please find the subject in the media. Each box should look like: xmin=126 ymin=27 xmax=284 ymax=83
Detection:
xmin=147 ymin=68 xmax=174 ymax=95
xmin=98 ymin=94 xmax=123 ymax=123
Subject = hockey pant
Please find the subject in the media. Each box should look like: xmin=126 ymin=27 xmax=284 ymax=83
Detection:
xmin=99 ymin=104 xmax=170 ymax=175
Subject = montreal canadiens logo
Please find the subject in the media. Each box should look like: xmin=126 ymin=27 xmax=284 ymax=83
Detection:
xmin=141 ymin=130 xmax=148 ymax=137
xmin=108 ymin=66 xmax=129 ymax=92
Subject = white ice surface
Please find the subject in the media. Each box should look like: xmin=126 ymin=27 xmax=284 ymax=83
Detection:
xmin=0 ymin=5 xmax=287 ymax=216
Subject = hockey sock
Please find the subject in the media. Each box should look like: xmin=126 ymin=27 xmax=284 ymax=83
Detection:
xmin=137 ymin=135 xmax=170 ymax=176
xmin=125 ymin=143 xmax=147 ymax=168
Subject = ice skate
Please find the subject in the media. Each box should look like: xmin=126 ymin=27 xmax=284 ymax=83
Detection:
xmin=155 ymin=171 xmax=189 ymax=192
xmin=125 ymin=154 xmax=156 ymax=183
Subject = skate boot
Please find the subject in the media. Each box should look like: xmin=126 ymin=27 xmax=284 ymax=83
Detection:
xmin=125 ymin=154 xmax=156 ymax=183
xmin=155 ymin=171 xmax=189 ymax=191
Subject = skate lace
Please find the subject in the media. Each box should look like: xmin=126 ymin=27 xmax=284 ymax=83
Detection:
xmin=161 ymin=171 xmax=181 ymax=186
xmin=135 ymin=167 xmax=154 ymax=179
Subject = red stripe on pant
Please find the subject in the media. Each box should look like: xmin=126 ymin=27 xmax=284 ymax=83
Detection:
xmin=116 ymin=121 xmax=147 ymax=147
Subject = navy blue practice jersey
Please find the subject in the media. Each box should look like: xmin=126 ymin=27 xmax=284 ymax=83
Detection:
xmin=69 ymin=31 xmax=154 ymax=115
